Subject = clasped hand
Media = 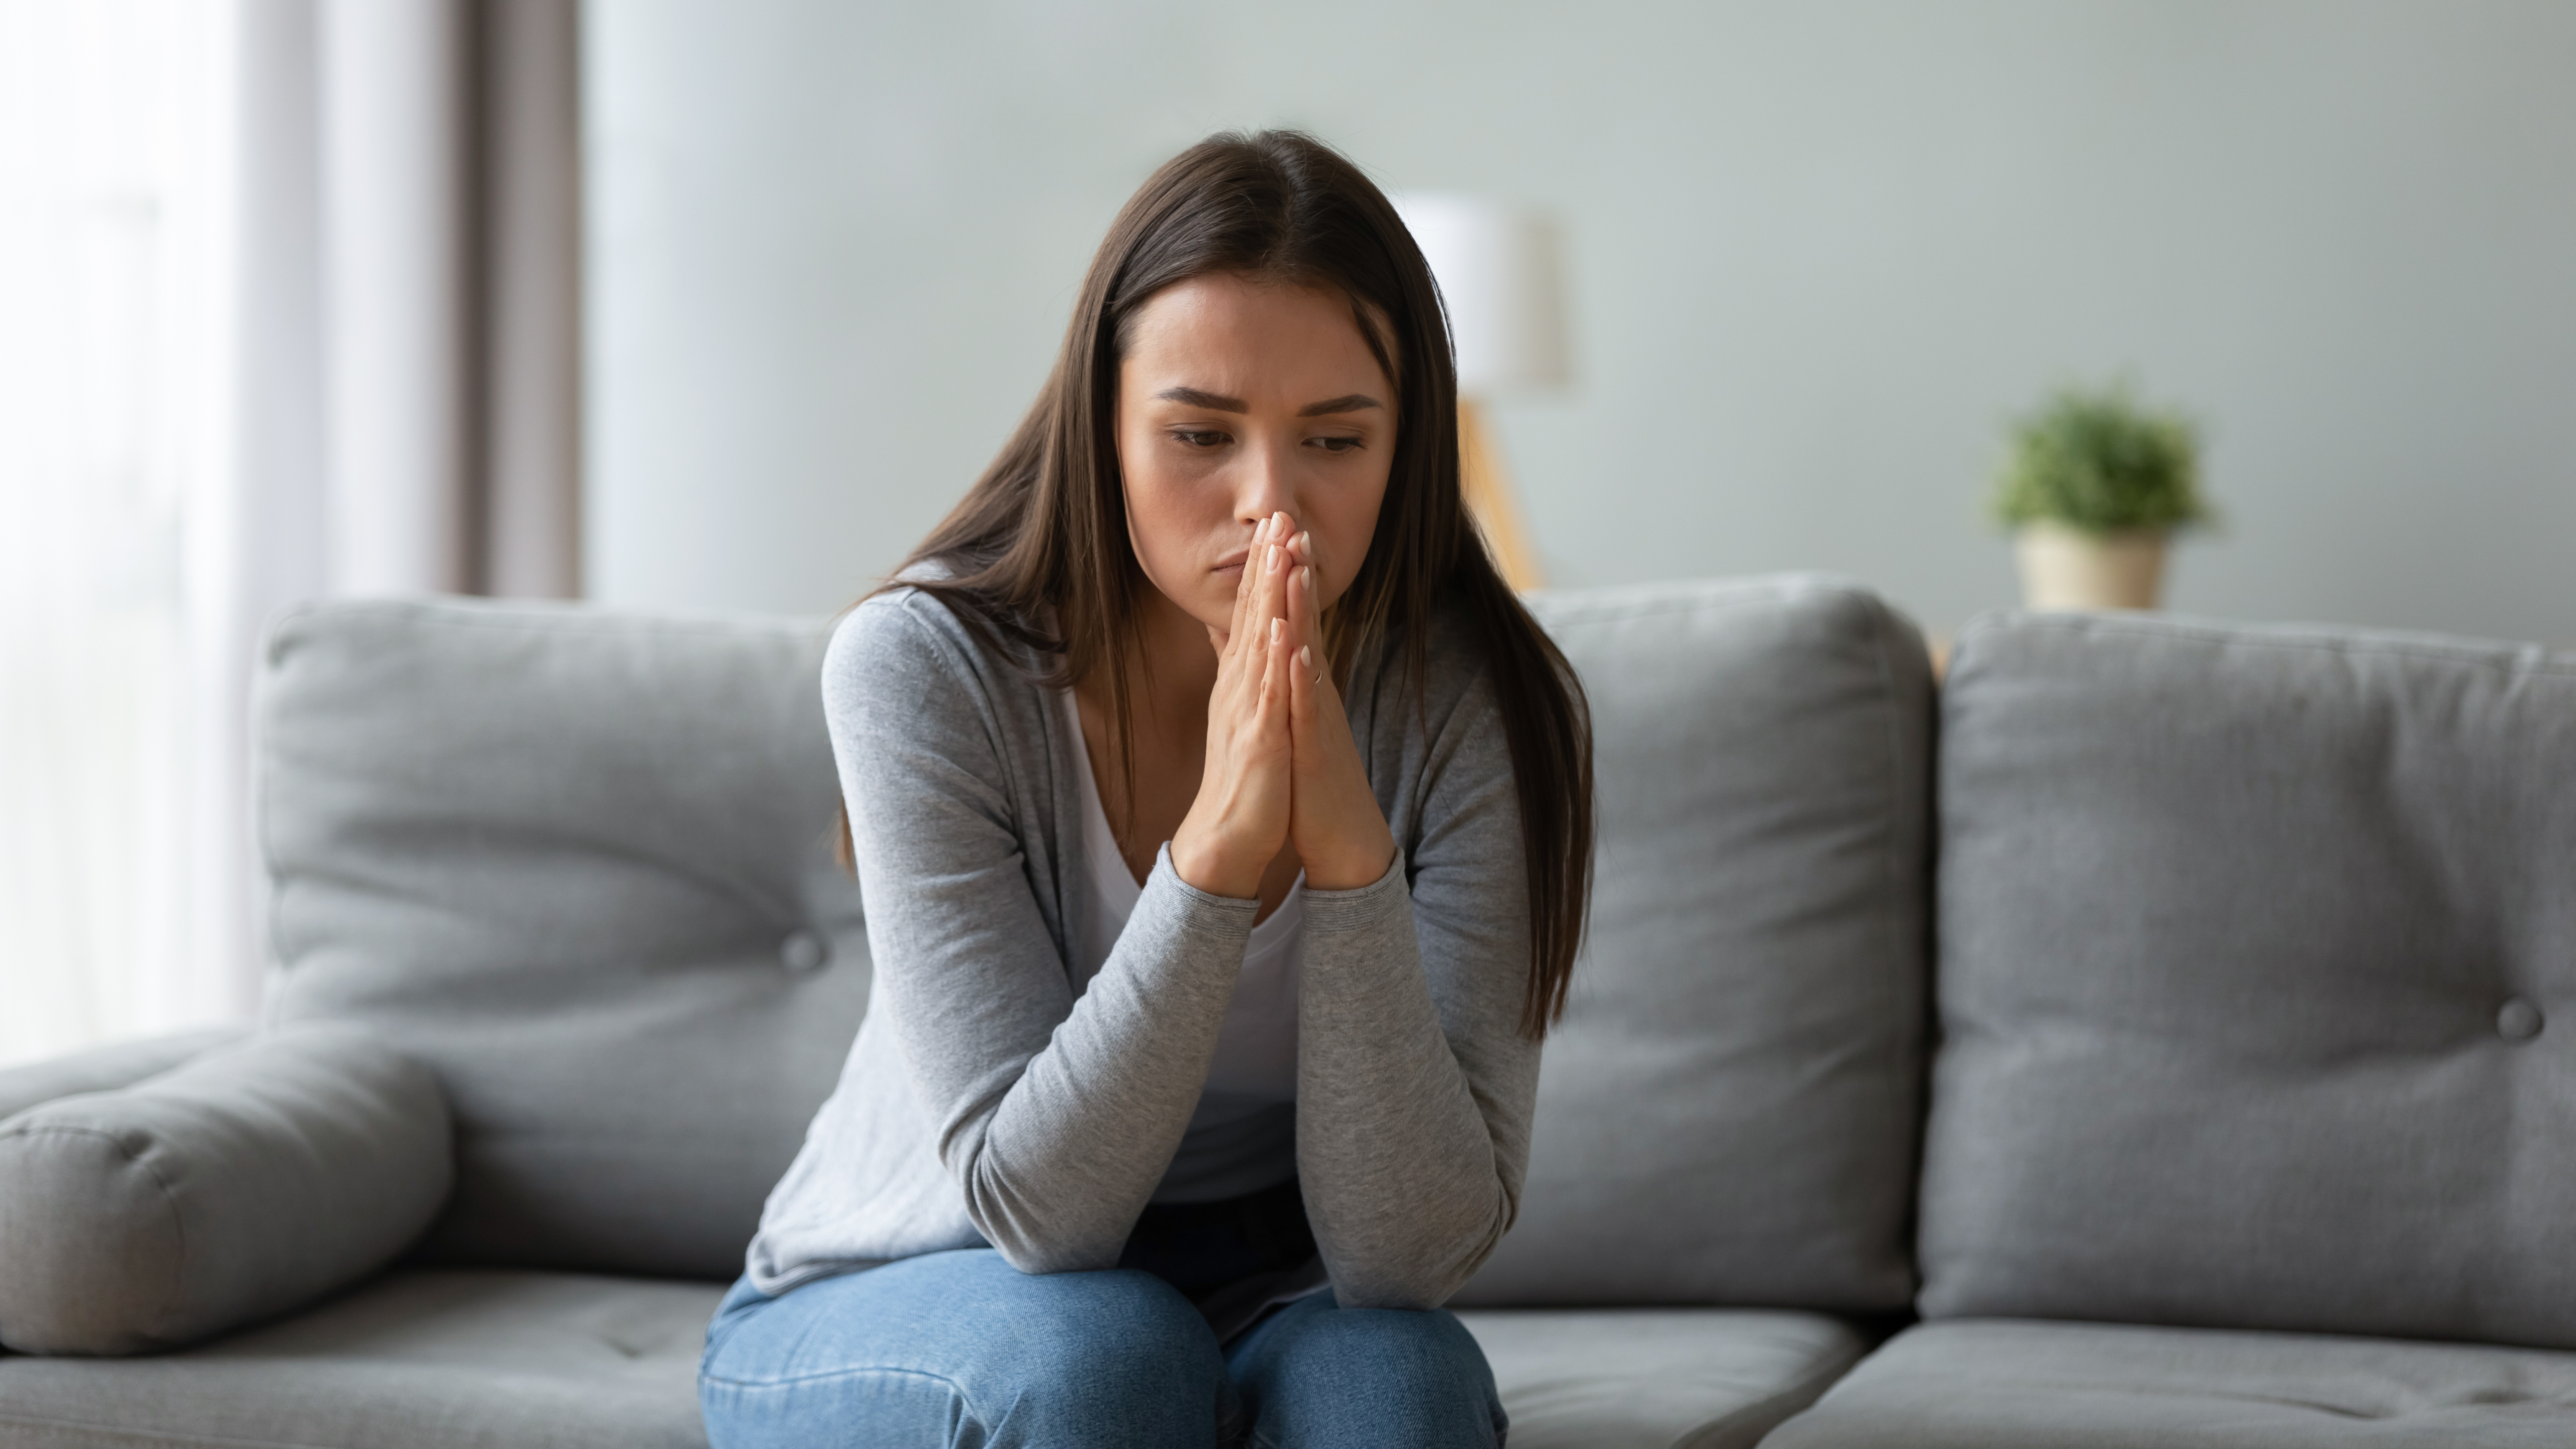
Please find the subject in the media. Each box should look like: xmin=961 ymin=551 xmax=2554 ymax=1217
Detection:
xmin=1169 ymin=512 xmax=1396 ymax=899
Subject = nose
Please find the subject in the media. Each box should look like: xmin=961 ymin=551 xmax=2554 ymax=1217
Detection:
xmin=1235 ymin=434 xmax=1297 ymax=533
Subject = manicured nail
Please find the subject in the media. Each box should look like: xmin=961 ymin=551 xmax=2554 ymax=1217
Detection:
xmin=1298 ymin=565 xmax=1311 ymax=590
xmin=1297 ymin=531 xmax=1311 ymax=557
xmin=1267 ymin=544 xmax=1281 ymax=573
xmin=1300 ymin=645 xmax=1313 ymax=668
xmin=1270 ymin=618 xmax=1283 ymax=642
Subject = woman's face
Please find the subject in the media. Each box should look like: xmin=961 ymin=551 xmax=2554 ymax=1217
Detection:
xmin=1116 ymin=272 xmax=1397 ymax=638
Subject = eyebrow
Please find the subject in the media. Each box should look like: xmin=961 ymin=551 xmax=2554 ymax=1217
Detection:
xmin=1155 ymin=386 xmax=1247 ymax=412
xmin=1152 ymin=386 xmax=1384 ymax=417
xmin=1298 ymin=393 xmax=1383 ymax=417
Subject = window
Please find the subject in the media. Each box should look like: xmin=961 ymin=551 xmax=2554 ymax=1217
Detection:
xmin=0 ymin=0 xmax=236 ymax=1064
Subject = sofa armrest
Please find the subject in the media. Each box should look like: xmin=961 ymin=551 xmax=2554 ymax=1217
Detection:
xmin=0 ymin=1027 xmax=251 ymax=1125
xmin=0 ymin=1022 xmax=453 ymax=1355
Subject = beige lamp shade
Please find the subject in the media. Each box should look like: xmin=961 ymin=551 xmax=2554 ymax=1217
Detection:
xmin=1394 ymin=195 xmax=1571 ymax=589
xmin=1394 ymin=195 xmax=1572 ymax=395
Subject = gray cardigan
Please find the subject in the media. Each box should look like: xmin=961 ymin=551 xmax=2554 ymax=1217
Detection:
xmin=745 ymin=586 xmax=1541 ymax=1310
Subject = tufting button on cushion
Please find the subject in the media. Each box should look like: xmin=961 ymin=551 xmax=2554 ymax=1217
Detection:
xmin=2497 ymin=997 xmax=2543 ymax=1042
xmin=779 ymin=930 xmax=829 ymax=974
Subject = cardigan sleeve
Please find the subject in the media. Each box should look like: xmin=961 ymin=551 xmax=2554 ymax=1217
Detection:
xmin=828 ymin=596 xmax=1258 ymax=1274
xmin=1292 ymin=664 xmax=1545 ymax=1308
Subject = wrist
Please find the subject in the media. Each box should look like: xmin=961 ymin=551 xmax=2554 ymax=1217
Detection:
xmin=1299 ymin=827 xmax=1395 ymax=892
xmin=1170 ymin=818 xmax=1266 ymax=900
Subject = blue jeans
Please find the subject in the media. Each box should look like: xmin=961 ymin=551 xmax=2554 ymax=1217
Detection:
xmin=698 ymin=1249 xmax=1506 ymax=1448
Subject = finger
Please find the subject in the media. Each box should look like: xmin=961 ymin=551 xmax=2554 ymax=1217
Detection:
xmin=1291 ymin=641 xmax=1316 ymax=742
xmin=1286 ymin=532 xmax=1319 ymax=648
xmin=1260 ymin=614 xmax=1291 ymax=736
xmin=1256 ymin=527 xmax=1292 ymax=639
xmin=1291 ymin=562 xmax=1320 ymax=658
xmin=1296 ymin=567 xmax=1342 ymax=716
xmin=1233 ymin=515 xmax=1289 ymax=662
xmin=1220 ymin=516 xmax=1267 ymax=659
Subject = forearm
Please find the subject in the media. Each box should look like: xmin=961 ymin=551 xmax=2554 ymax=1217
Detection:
xmin=1294 ymin=851 xmax=1524 ymax=1308
xmin=924 ymin=851 xmax=1255 ymax=1272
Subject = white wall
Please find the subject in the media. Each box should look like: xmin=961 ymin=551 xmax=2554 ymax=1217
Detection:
xmin=586 ymin=0 xmax=2576 ymax=642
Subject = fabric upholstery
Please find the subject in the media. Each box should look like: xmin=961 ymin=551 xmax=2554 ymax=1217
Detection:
xmin=0 ymin=1269 xmax=721 ymax=1449
xmin=255 ymin=599 xmax=870 ymax=1280
xmin=1762 ymin=1319 xmax=2576 ymax=1447
xmin=1451 ymin=576 xmax=1932 ymax=1312
xmin=0 ymin=1279 xmax=1865 ymax=1449
xmin=1456 ymin=1307 xmax=1866 ymax=1449
xmin=0 ymin=1024 xmax=450 ymax=1355
xmin=1922 ymin=613 xmax=2576 ymax=1346
xmin=0 ymin=1030 xmax=245 ymax=1125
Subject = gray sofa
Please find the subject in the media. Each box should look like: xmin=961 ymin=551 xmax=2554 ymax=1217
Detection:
xmin=0 ymin=577 xmax=2569 ymax=1447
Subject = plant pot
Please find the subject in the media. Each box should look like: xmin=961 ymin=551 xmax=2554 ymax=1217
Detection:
xmin=2014 ymin=522 xmax=2168 ymax=611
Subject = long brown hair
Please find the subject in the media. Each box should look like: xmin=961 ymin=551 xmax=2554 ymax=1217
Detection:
xmin=858 ymin=130 xmax=1592 ymax=1037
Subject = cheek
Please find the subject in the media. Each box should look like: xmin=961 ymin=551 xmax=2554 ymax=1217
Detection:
xmin=1118 ymin=450 xmax=1236 ymax=621
xmin=1314 ymin=463 xmax=1394 ymax=601
xmin=1123 ymin=465 xmax=1203 ymax=575
xmin=1116 ymin=433 xmax=1186 ymax=575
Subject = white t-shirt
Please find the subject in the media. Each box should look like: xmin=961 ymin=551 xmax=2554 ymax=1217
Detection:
xmin=1062 ymin=691 xmax=1302 ymax=1204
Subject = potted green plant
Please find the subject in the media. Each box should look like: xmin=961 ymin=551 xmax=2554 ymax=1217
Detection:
xmin=1992 ymin=381 xmax=2211 ymax=610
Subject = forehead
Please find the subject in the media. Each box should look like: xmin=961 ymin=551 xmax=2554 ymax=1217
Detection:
xmin=1122 ymin=274 xmax=1390 ymax=394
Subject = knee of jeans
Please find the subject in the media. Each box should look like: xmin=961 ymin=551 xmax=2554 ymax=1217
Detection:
xmin=1282 ymin=1306 xmax=1492 ymax=1389
xmin=976 ymin=1271 xmax=1223 ymax=1436
xmin=1038 ymin=1269 xmax=1213 ymax=1374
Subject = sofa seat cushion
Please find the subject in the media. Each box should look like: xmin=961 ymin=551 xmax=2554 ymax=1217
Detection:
xmin=1456 ymin=1307 xmax=1867 ymax=1449
xmin=0 ymin=1278 xmax=1851 ymax=1449
xmin=1762 ymin=1319 xmax=2576 ymax=1448
xmin=0 ymin=1269 xmax=721 ymax=1449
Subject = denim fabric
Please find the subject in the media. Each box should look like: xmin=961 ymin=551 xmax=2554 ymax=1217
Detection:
xmin=698 ymin=1250 xmax=1505 ymax=1448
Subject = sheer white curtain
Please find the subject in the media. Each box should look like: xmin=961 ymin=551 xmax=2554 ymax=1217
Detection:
xmin=0 ymin=0 xmax=239 ymax=1065
xmin=1 ymin=0 xmax=583 ymax=1068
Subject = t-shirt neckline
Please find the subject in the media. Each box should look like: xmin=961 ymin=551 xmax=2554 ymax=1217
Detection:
xmin=1060 ymin=689 xmax=1301 ymax=949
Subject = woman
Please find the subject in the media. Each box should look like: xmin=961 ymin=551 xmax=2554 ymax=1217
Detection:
xmin=700 ymin=130 xmax=1593 ymax=1449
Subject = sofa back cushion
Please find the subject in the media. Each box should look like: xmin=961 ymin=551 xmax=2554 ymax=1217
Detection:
xmin=1453 ymin=577 xmax=1933 ymax=1312
xmin=1921 ymin=613 xmax=2576 ymax=1347
xmin=258 ymin=600 xmax=868 ymax=1281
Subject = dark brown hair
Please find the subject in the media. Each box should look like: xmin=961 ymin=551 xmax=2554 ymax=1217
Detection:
xmin=863 ymin=130 xmax=1592 ymax=1037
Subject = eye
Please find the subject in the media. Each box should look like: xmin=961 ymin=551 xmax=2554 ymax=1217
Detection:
xmin=1170 ymin=429 xmax=1229 ymax=449
xmin=1308 ymin=435 xmax=1364 ymax=454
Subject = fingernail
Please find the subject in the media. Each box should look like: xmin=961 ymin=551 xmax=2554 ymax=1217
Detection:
xmin=1270 ymin=618 xmax=1283 ymax=642
xmin=1298 ymin=531 xmax=1311 ymax=555
xmin=1299 ymin=566 xmax=1311 ymax=589
xmin=1267 ymin=545 xmax=1281 ymax=573
xmin=1300 ymin=646 xmax=1312 ymax=667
